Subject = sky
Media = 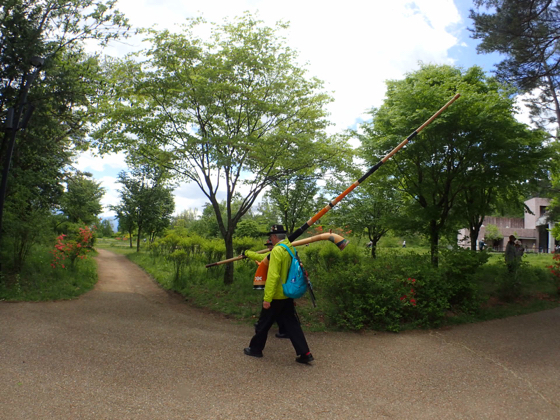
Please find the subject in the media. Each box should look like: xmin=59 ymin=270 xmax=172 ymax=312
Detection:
xmin=76 ymin=0 xmax=508 ymax=220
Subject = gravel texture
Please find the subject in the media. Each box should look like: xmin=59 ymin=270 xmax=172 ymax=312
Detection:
xmin=1 ymin=248 xmax=559 ymax=419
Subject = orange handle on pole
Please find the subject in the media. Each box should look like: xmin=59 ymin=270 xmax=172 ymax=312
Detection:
xmin=287 ymin=93 xmax=460 ymax=242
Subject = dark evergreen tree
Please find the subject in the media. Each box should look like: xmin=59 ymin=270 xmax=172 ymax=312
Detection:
xmin=470 ymin=0 xmax=560 ymax=134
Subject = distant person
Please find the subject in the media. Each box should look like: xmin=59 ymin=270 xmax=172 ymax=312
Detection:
xmin=505 ymin=235 xmax=517 ymax=273
xmin=479 ymin=240 xmax=485 ymax=251
xmin=515 ymin=240 xmax=525 ymax=258
xmin=402 ymin=240 xmax=406 ymax=248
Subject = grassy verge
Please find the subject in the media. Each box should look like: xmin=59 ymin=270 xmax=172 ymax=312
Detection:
xmin=96 ymin=239 xmax=560 ymax=331
xmin=0 ymin=246 xmax=98 ymax=301
xmin=96 ymin=239 xmax=325 ymax=330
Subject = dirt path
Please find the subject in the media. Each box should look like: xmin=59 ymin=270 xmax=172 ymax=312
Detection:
xmin=1 ymin=248 xmax=559 ymax=419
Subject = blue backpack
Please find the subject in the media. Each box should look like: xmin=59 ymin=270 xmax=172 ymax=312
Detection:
xmin=278 ymin=243 xmax=308 ymax=299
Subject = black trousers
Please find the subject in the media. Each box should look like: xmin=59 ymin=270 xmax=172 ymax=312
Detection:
xmin=249 ymin=298 xmax=310 ymax=356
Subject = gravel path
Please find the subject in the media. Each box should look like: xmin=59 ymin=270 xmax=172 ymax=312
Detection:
xmin=1 ymin=248 xmax=559 ymax=419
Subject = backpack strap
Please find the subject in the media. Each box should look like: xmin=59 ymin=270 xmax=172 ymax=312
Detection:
xmin=278 ymin=243 xmax=296 ymax=259
xmin=277 ymin=243 xmax=297 ymax=285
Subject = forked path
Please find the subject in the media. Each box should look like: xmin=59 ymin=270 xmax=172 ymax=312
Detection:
xmin=1 ymin=249 xmax=559 ymax=419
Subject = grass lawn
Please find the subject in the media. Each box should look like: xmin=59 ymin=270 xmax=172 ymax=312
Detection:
xmin=486 ymin=251 xmax=553 ymax=267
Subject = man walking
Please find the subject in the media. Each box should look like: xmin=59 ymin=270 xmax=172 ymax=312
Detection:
xmin=243 ymin=238 xmax=289 ymax=339
xmin=244 ymin=225 xmax=314 ymax=364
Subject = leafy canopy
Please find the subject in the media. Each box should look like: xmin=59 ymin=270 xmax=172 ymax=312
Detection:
xmin=359 ymin=64 xmax=549 ymax=264
xmin=94 ymin=13 xmax=348 ymax=283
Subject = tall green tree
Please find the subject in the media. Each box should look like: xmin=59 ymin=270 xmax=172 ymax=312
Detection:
xmin=252 ymin=199 xmax=282 ymax=229
xmin=328 ymin=175 xmax=403 ymax=258
xmin=143 ymin=187 xmax=175 ymax=244
xmin=470 ymin=0 xmax=560 ymax=135
xmin=0 ymin=0 xmax=128 ymax=271
xmin=265 ymin=175 xmax=319 ymax=235
xmin=60 ymin=172 xmax=104 ymax=225
xmin=1 ymin=0 xmax=129 ymax=163
xmin=360 ymin=64 xmax=549 ymax=265
xmin=95 ymin=14 xmax=346 ymax=284
xmin=111 ymin=164 xmax=175 ymax=252
xmin=113 ymin=204 xmax=136 ymax=247
xmin=97 ymin=218 xmax=114 ymax=237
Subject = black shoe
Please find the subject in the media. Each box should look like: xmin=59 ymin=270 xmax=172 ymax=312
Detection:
xmin=244 ymin=347 xmax=263 ymax=358
xmin=275 ymin=332 xmax=289 ymax=339
xmin=296 ymin=353 xmax=314 ymax=364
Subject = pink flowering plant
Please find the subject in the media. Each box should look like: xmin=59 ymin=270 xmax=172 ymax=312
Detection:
xmin=51 ymin=226 xmax=95 ymax=269
xmin=399 ymin=277 xmax=417 ymax=307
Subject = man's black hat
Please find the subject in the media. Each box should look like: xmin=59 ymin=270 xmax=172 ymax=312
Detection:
xmin=265 ymin=224 xmax=288 ymax=235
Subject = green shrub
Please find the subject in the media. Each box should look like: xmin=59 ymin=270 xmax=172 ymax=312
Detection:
xmin=308 ymin=249 xmax=454 ymax=331
xmin=493 ymin=257 xmax=552 ymax=301
xmin=439 ymin=248 xmax=489 ymax=312
xmin=233 ymin=236 xmax=261 ymax=255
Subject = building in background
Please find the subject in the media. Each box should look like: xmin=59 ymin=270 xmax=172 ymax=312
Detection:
xmin=458 ymin=198 xmax=556 ymax=252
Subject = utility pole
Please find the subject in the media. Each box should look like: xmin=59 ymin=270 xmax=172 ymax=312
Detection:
xmin=0 ymin=56 xmax=44 ymax=266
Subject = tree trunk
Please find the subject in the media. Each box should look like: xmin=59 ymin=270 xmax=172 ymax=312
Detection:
xmin=469 ymin=226 xmax=481 ymax=251
xmin=223 ymin=234 xmax=235 ymax=285
xmin=370 ymin=242 xmax=377 ymax=258
xmin=429 ymin=220 xmax=439 ymax=267
xmin=136 ymin=226 xmax=141 ymax=252
xmin=545 ymin=72 xmax=560 ymax=136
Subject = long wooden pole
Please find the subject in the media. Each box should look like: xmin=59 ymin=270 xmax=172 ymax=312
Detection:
xmin=205 ymin=93 xmax=460 ymax=268
xmin=205 ymin=232 xmax=348 ymax=268
xmin=287 ymin=93 xmax=461 ymax=243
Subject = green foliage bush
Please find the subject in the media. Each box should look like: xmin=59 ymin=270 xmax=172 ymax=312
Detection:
xmin=488 ymin=257 xmax=553 ymax=302
xmin=233 ymin=237 xmax=260 ymax=256
xmin=235 ymin=220 xmax=266 ymax=238
xmin=301 ymin=244 xmax=490 ymax=331
xmin=438 ymin=248 xmax=490 ymax=311
xmin=149 ymin=227 xmax=266 ymax=290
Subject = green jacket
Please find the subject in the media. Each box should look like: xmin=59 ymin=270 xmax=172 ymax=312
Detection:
xmin=263 ymin=238 xmax=295 ymax=303
xmin=244 ymin=250 xmax=269 ymax=262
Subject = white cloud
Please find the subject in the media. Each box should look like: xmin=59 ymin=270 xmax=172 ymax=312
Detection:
xmin=250 ymin=0 xmax=462 ymax=130
xmin=96 ymin=175 xmax=120 ymax=218
xmin=83 ymin=0 xmax=466 ymax=215
xmin=173 ymin=183 xmax=212 ymax=215
xmin=514 ymin=93 xmax=535 ymax=127
xmin=74 ymin=151 xmax=128 ymax=173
